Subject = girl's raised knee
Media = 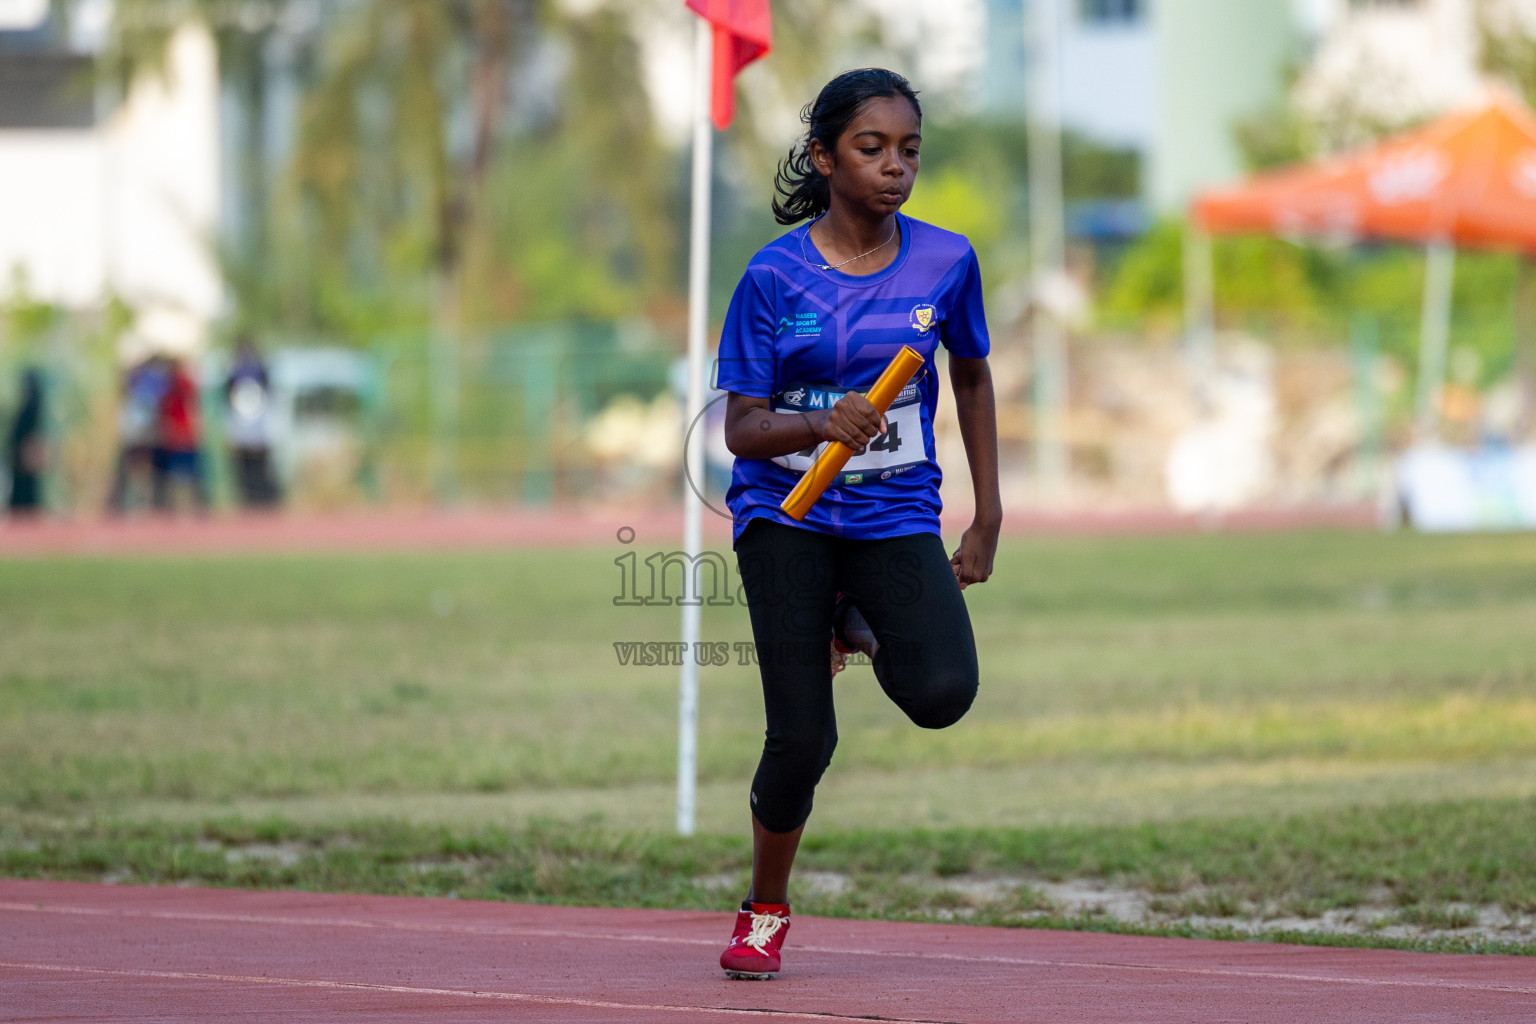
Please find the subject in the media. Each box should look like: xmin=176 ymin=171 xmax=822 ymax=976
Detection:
xmin=905 ymin=671 xmax=977 ymax=729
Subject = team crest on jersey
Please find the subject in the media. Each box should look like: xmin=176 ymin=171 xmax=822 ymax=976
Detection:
xmin=909 ymin=304 xmax=937 ymax=334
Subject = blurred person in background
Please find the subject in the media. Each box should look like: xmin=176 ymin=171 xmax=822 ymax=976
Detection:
xmin=152 ymin=358 xmax=208 ymax=513
xmin=6 ymin=368 xmax=47 ymax=517
xmin=108 ymin=356 xmax=171 ymax=514
xmin=223 ymin=336 xmax=280 ymax=510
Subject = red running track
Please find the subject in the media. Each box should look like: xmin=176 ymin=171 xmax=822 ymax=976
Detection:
xmin=2 ymin=880 xmax=1533 ymax=1023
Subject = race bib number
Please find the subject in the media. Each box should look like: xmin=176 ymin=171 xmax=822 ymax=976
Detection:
xmin=770 ymin=379 xmax=926 ymax=487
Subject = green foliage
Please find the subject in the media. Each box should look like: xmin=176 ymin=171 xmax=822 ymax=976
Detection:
xmin=92 ymin=1 xmax=679 ymax=339
xmin=0 ymin=270 xmax=65 ymax=360
xmin=88 ymin=1 xmax=1153 ymax=340
xmin=6 ymin=799 xmax=1536 ymax=954
xmin=903 ymin=167 xmax=1005 ymax=252
xmin=1345 ymin=246 xmax=1525 ymax=385
xmin=5 ymin=533 xmax=1536 ymax=947
xmin=1098 ymin=221 xmax=1342 ymax=332
xmin=0 ymin=274 xmax=128 ymax=393
xmin=4 ymin=532 xmax=1536 ymax=827
xmin=1479 ymin=1 xmax=1536 ymax=111
xmin=279 ymin=0 xmax=483 ymax=335
xmin=1099 ymin=220 xmax=1527 ymax=384
xmin=468 ymin=8 xmax=676 ymax=324
xmin=1218 ymin=232 xmax=1333 ymax=331
xmin=1098 ymin=220 xmax=1186 ymax=327
xmin=1216 ymin=236 xmax=1340 ymax=328
xmin=902 ymin=120 xmax=1031 ymax=289
xmin=88 ymin=0 xmax=919 ymax=340
xmin=1232 ymin=104 xmax=1317 ymax=173
xmin=1061 ymin=131 xmax=1141 ymax=201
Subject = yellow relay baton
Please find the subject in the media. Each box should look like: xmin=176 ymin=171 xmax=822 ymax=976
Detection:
xmin=780 ymin=345 xmax=926 ymax=521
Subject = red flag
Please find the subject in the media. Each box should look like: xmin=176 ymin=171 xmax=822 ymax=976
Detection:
xmin=685 ymin=0 xmax=772 ymax=130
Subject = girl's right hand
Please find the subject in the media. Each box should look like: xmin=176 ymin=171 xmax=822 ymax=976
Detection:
xmin=822 ymin=393 xmax=886 ymax=451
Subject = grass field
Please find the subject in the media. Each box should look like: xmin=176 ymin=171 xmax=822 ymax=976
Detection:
xmin=4 ymin=528 xmax=1536 ymax=951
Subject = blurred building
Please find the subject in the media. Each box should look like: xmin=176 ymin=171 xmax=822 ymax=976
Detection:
xmin=983 ymin=0 xmax=1300 ymax=214
xmin=985 ymin=0 xmax=1158 ymax=152
xmin=1149 ymin=0 xmax=1297 ymax=211
xmin=0 ymin=3 xmax=222 ymax=355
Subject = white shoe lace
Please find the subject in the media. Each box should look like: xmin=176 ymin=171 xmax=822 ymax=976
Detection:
xmin=743 ymin=911 xmax=786 ymax=952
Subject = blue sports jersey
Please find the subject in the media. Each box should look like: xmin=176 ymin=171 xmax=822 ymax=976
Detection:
xmin=716 ymin=213 xmax=990 ymax=543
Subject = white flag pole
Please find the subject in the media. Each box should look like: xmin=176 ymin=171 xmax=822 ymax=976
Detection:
xmin=678 ymin=15 xmax=714 ymax=837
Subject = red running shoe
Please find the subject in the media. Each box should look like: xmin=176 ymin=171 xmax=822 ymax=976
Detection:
xmin=719 ymin=901 xmax=791 ymax=979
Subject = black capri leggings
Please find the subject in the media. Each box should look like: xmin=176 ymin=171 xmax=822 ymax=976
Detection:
xmin=735 ymin=518 xmax=979 ymax=833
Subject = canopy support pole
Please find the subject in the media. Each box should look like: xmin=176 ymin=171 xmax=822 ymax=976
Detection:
xmin=1516 ymin=254 xmax=1536 ymax=439
xmin=1414 ymin=239 xmax=1455 ymax=443
xmin=677 ymin=17 xmax=712 ymax=838
xmin=1183 ymin=223 xmax=1215 ymax=410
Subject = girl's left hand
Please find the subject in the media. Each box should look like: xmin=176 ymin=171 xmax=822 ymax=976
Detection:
xmin=950 ymin=520 xmax=999 ymax=590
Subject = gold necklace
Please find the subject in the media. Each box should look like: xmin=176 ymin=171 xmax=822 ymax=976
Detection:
xmin=800 ymin=217 xmax=898 ymax=272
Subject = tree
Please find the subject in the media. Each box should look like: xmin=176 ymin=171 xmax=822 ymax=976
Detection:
xmin=87 ymin=0 xmax=679 ymax=337
xmin=86 ymin=0 xmax=905 ymax=338
xmin=1479 ymin=0 xmax=1536 ymax=109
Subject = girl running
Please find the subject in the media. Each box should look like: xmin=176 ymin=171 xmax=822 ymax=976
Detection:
xmin=715 ymin=68 xmax=1002 ymax=979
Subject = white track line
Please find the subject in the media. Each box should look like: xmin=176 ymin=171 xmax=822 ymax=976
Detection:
xmin=0 ymin=960 xmax=954 ymax=1023
xmin=3 ymin=900 xmax=1535 ymax=997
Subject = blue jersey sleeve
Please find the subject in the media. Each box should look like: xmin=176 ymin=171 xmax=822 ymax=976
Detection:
xmin=715 ymin=268 xmax=777 ymax=398
xmin=941 ymin=248 xmax=990 ymax=359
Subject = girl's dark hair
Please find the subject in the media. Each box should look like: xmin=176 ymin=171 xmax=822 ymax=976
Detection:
xmin=772 ymin=68 xmax=921 ymax=225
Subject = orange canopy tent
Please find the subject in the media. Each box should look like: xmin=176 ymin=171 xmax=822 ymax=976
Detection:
xmin=1194 ymin=92 xmax=1536 ymax=250
xmin=1186 ymin=92 xmax=1536 ymax=439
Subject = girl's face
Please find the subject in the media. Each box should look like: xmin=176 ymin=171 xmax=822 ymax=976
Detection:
xmin=810 ymin=95 xmax=921 ymax=220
